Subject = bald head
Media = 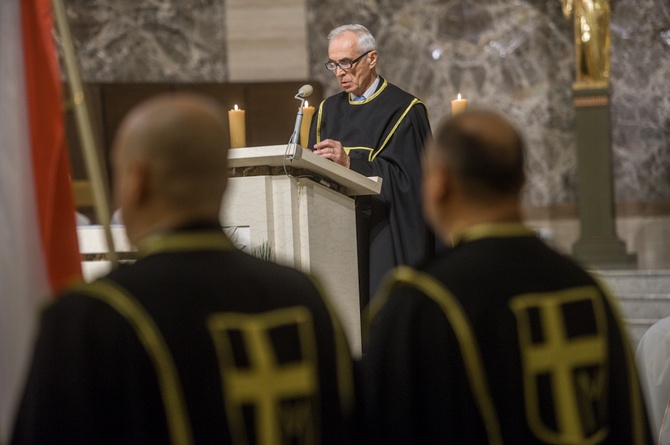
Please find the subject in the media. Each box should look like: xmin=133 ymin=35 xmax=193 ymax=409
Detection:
xmin=112 ymin=93 xmax=229 ymax=243
xmin=422 ymin=109 xmax=526 ymax=242
xmin=431 ymin=110 xmax=526 ymax=200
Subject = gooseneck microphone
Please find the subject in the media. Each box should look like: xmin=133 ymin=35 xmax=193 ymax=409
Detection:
xmin=296 ymin=84 xmax=313 ymax=99
xmin=289 ymin=84 xmax=313 ymax=145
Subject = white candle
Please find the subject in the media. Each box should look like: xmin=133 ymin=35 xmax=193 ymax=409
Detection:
xmin=451 ymin=93 xmax=468 ymax=116
xmin=300 ymin=101 xmax=315 ymax=148
xmin=228 ymin=104 xmax=246 ymax=148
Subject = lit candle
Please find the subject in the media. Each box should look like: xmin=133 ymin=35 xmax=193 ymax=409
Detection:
xmin=451 ymin=93 xmax=468 ymax=116
xmin=300 ymin=101 xmax=315 ymax=148
xmin=228 ymin=104 xmax=246 ymax=149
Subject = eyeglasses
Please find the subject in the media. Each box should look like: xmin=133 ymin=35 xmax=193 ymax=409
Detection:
xmin=325 ymin=51 xmax=372 ymax=71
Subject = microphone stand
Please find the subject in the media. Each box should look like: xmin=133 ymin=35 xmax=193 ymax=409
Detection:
xmin=286 ymin=84 xmax=312 ymax=163
xmin=289 ymin=94 xmax=307 ymax=146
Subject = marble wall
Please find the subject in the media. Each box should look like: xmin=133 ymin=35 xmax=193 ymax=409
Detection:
xmin=307 ymin=0 xmax=670 ymax=207
xmin=63 ymin=0 xmax=227 ymax=82
xmin=63 ymin=0 xmax=670 ymax=208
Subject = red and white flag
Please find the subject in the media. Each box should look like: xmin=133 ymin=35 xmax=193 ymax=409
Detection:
xmin=0 ymin=0 xmax=82 ymax=439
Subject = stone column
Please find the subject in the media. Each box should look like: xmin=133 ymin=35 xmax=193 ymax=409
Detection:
xmin=571 ymin=85 xmax=636 ymax=268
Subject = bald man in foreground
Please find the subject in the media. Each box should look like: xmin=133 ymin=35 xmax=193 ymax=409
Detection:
xmin=11 ymin=94 xmax=355 ymax=445
xmin=363 ymin=110 xmax=651 ymax=444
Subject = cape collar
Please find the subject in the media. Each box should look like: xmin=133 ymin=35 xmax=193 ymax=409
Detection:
xmin=137 ymin=228 xmax=234 ymax=258
xmin=449 ymin=222 xmax=535 ymax=247
xmin=348 ymin=77 xmax=387 ymax=105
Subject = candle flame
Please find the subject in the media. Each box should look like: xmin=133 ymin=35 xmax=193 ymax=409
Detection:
xmin=233 ymin=104 xmax=239 ymax=111
xmin=304 ymin=101 xmax=309 ymax=108
xmin=457 ymin=93 xmax=462 ymax=100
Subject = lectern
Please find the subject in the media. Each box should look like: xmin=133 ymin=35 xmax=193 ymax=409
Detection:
xmin=222 ymin=145 xmax=382 ymax=354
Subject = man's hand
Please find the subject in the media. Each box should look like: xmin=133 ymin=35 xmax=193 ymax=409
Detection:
xmin=313 ymin=139 xmax=350 ymax=168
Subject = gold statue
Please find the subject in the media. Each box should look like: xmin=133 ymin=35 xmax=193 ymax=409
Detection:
xmin=562 ymin=0 xmax=611 ymax=86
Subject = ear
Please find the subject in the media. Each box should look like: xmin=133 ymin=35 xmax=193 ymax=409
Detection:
xmin=368 ymin=50 xmax=378 ymax=70
xmin=424 ymin=162 xmax=451 ymax=205
xmin=422 ymin=157 xmax=452 ymax=232
xmin=127 ymin=159 xmax=150 ymax=207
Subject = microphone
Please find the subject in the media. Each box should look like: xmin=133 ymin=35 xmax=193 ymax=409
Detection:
xmin=296 ymin=84 xmax=313 ymax=99
xmin=289 ymin=84 xmax=313 ymax=146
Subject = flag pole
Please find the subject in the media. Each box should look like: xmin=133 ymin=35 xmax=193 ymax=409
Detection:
xmin=51 ymin=0 xmax=118 ymax=267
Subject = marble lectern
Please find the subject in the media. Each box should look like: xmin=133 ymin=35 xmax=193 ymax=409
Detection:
xmin=222 ymin=144 xmax=382 ymax=354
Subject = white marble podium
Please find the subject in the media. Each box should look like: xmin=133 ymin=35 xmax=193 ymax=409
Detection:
xmin=223 ymin=145 xmax=382 ymax=354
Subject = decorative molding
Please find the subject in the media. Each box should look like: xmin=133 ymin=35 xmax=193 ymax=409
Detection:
xmin=573 ymin=95 xmax=610 ymax=108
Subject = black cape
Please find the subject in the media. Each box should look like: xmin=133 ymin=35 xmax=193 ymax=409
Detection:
xmin=12 ymin=224 xmax=356 ymax=445
xmin=364 ymin=224 xmax=652 ymax=444
xmin=308 ymin=78 xmax=433 ymax=304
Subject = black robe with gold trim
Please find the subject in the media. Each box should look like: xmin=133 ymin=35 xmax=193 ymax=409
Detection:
xmin=363 ymin=224 xmax=651 ymax=444
xmin=308 ymin=78 xmax=433 ymax=304
xmin=11 ymin=223 xmax=356 ymax=445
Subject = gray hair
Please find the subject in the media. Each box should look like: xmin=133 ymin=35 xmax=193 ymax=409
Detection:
xmin=327 ymin=24 xmax=377 ymax=52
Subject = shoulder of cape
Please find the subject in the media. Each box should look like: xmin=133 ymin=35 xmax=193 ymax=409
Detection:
xmin=317 ymin=84 xmax=425 ymax=119
xmin=318 ymin=80 xmax=422 ymax=106
xmin=364 ymin=265 xmax=503 ymax=444
xmin=315 ymin=81 xmax=428 ymax=151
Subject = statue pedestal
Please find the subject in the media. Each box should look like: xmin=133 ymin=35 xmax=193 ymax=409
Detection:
xmin=571 ymin=85 xmax=636 ymax=268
